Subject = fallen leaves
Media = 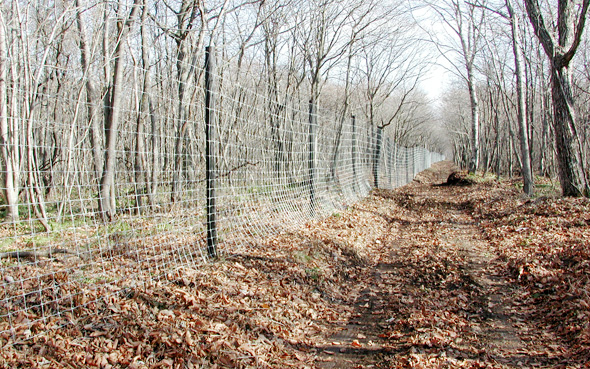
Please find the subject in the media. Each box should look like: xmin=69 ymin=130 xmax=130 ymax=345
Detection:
xmin=1 ymin=163 xmax=589 ymax=368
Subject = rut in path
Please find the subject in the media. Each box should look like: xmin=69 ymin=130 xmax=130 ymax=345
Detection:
xmin=315 ymin=161 xmax=560 ymax=369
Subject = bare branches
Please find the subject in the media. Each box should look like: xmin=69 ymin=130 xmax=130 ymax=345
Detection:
xmin=523 ymin=0 xmax=555 ymax=59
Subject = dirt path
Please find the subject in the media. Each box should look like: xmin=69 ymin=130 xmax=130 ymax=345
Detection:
xmin=316 ymin=161 xmax=557 ymax=368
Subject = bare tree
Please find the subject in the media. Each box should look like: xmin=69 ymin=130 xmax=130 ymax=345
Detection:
xmin=505 ymin=0 xmax=533 ymax=195
xmin=424 ymin=0 xmax=486 ymax=173
xmin=329 ymin=0 xmax=395 ymax=182
xmin=0 ymin=10 xmax=19 ymax=223
xmin=166 ymin=0 xmax=207 ymax=204
xmin=479 ymin=0 xmax=534 ymax=193
xmin=75 ymin=0 xmax=103 ymax=187
xmin=524 ymin=0 xmax=590 ymax=196
xmin=99 ymin=0 xmax=141 ymax=220
xmin=297 ymin=0 xmax=355 ymax=102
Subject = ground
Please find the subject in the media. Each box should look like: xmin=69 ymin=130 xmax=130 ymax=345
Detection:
xmin=1 ymin=161 xmax=589 ymax=368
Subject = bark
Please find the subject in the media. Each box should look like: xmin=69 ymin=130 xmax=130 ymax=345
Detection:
xmin=75 ymin=0 xmax=103 ymax=184
xmin=139 ymin=4 xmax=158 ymax=208
xmin=524 ymin=0 xmax=590 ymax=196
xmin=0 ymin=14 xmax=19 ymax=222
xmin=169 ymin=0 xmax=205 ymax=204
xmin=506 ymin=0 xmax=533 ymax=195
xmin=99 ymin=0 xmax=140 ymax=220
xmin=466 ymin=65 xmax=479 ymax=174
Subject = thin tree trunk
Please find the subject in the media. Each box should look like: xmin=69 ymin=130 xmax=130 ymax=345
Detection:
xmin=0 ymin=14 xmax=19 ymax=222
xmin=17 ymin=0 xmax=68 ymax=231
xmin=139 ymin=4 xmax=158 ymax=208
xmin=75 ymin=0 xmax=103 ymax=185
xmin=539 ymin=88 xmax=550 ymax=175
xmin=133 ymin=3 xmax=151 ymax=214
xmin=99 ymin=0 xmax=140 ymax=220
xmin=507 ymin=0 xmax=534 ymax=195
xmin=330 ymin=48 xmax=353 ymax=183
xmin=467 ymin=65 xmax=479 ymax=174
xmin=171 ymin=41 xmax=189 ymax=204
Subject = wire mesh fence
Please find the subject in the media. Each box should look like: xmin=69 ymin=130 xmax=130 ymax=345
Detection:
xmin=0 ymin=38 xmax=444 ymax=341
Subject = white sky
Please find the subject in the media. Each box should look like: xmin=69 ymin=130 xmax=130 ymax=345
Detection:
xmin=421 ymin=63 xmax=450 ymax=102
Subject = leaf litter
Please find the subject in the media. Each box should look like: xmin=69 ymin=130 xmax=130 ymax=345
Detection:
xmin=1 ymin=161 xmax=589 ymax=368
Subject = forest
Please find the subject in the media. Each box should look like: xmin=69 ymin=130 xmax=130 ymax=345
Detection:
xmin=1 ymin=0 xmax=590 ymax=367
xmin=0 ymin=0 xmax=589 ymax=225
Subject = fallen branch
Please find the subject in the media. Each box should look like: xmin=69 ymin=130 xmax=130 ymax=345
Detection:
xmin=0 ymin=248 xmax=73 ymax=260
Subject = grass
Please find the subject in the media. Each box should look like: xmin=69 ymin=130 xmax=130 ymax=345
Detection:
xmin=293 ymin=251 xmax=313 ymax=264
xmin=0 ymin=238 xmax=16 ymax=252
xmin=533 ymin=177 xmax=560 ymax=198
xmin=305 ymin=267 xmax=323 ymax=281
xmin=466 ymin=172 xmax=498 ymax=183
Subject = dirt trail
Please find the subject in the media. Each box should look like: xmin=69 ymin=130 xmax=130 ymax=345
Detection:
xmin=316 ymin=161 xmax=553 ymax=368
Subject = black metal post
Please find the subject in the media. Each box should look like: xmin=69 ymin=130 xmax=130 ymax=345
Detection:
xmin=387 ymin=138 xmax=392 ymax=188
xmin=308 ymin=99 xmax=317 ymax=216
xmin=205 ymin=46 xmax=218 ymax=259
xmin=351 ymin=115 xmax=357 ymax=192
xmin=405 ymin=146 xmax=410 ymax=184
xmin=373 ymin=126 xmax=383 ymax=188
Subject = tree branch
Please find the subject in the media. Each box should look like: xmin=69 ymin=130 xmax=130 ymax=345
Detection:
xmin=523 ymin=0 xmax=555 ymax=59
xmin=562 ymin=0 xmax=590 ymax=65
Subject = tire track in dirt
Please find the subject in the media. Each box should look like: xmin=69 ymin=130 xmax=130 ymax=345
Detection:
xmin=315 ymin=161 xmax=555 ymax=368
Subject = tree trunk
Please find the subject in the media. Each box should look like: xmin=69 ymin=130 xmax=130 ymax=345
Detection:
xmin=171 ymin=41 xmax=189 ymax=204
xmin=133 ymin=4 xmax=151 ymax=214
xmin=550 ymin=65 xmax=588 ymax=196
xmin=139 ymin=4 xmax=158 ymax=208
xmin=0 ymin=14 xmax=19 ymax=222
xmin=539 ymin=88 xmax=550 ymax=175
xmin=75 ymin=0 xmax=103 ymax=185
xmin=524 ymin=0 xmax=590 ymax=196
xmin=373 ymin=127 xmax=383 ymax=188
xmin=99 ymin=0 xmax=140 ymax=220
xmin=467 ymin=68 xmax=479 ymax=174
xmin=507 ymin=0 xmax=534 ymax=195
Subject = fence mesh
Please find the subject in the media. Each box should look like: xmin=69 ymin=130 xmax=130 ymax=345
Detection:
xmin=0 ymin=43 xmax=444 ymax=340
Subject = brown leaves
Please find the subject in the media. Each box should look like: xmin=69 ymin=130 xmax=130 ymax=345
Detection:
xmin=2 ymin=163 xmax=589 ymax=367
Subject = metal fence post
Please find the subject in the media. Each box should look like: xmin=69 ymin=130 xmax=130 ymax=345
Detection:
xmin=405 ymin=147 xmax=414 ymax=184
xmin=373 ymin=126 xmax=383 ymax=188
xmin=308 ymin=99 xmax=317 ymax=216
xmin=387 ymin=138 xmax=392 ymax=188
xmin=351 ymin=115 xmax=357 ymax=192
xmin=205 ymin=46 xmax=218 ymax=259
xmin=415 ymin=147 xmax=419 ymax=173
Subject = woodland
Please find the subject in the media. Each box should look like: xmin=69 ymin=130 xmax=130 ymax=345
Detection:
xmin=0 ymin=0 xmax=589 ymax=220
xmin=1 ymin=0 xmax=590 ymax=367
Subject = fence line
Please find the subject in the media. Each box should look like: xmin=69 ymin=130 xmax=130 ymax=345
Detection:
xmin=0 ymin=43 xmax=444 ymax=339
